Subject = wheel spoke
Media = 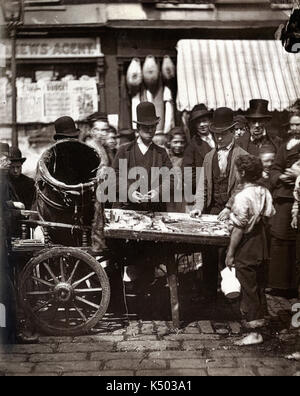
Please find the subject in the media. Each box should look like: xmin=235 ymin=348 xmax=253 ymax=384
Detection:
xmin=74 ymin=288 xmax=102 ymax=293
xmin=43 ymin=262 xmax=60 ymax=285
xmin=72 ymin=272 xmax=95 ymax=288
xmin=31 ymin=276 xmax=54 ymax=288
xmin=60 ymin=257 xmax=66 ymax=282
xmin=67 ymin=260 xmax=80 ymax=284
xmin=72 ymin=303 xmax=88 ymax=322
xmin=75 ymin=296 xmax=100 ymax=310
xmin=27 ymin=291 xmax=53 ymax=296
xmin=33 ymin=299 xmax=53 ymax=313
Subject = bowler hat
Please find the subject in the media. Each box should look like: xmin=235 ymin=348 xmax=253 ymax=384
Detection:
xmin=190 ymin=104 xmax=213 ymax=123
xmin=133 ymin=102 xmax=160 ymax=126
xmin=9 ymin=147 xmax=26 ymax=163
xmin=0 ymin=142 xmax=9 ymax=156
xmin=246 ymin=99 xmax=272 ymax=119
xmin=54 ymin=116 xmax=80 ymax=140
xmin=209 ymin=107 xmax=237 ymax=134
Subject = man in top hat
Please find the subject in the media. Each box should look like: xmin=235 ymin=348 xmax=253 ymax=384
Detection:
xmin=191 ymin=107 xmax=248 ymax=301
xmin=8 ymin=147 xmax=35 ymax=210
xmin=112 ymin=101 xmax=173 ymax=212
xmin=110 ymin=102 xmax=174 ymax=308
xmin=183 ymin=104 xmax=215 ymax=195
xmin=236 ymin=99 xmax=282 ymax=156
xmin=53 ymin=116 xmax=80 ymax=141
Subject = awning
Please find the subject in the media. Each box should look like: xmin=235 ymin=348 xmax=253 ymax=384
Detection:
xmin=176 ymin=40 xmax=300 ymax=112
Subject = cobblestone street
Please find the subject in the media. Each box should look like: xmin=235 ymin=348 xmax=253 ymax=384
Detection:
xmin=1 ymin=292 xmax=300 ymax=377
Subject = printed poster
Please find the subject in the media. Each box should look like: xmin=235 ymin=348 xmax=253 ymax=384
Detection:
xmin=69 ymin=80 xmax=98 ymax=121
xmin=17 ymin=82 xmax=44 ymax=123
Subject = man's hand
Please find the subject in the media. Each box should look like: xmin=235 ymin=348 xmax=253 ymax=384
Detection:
xmin=190 ymin=209 xmax=202 ymax=218
xmin=225 ymin=253 xmax=235 ymax=269
xmin=218 ymin=207 xmax=231 ymax=221
xmin=131 ymin=191 xmax=144 ymax=204
xmin=291 ymin=217 xmax=298 ymax=230
xmin=147 ymin=190 xmax=159 ymax=201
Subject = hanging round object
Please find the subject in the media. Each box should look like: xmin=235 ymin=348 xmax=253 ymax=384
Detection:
xmin=126 ymin=58 xmax=143 ymax=95
xmin=162 ymin=55 xmax=176 ymax=82
xmin=143 ymin=55 xmax=160 ymax=94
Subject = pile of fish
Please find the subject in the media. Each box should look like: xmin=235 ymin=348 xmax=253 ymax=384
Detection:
xmin=105 ymin=210 xmax=230 ymax=237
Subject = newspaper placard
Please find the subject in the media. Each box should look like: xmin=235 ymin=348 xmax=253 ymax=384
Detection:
xmin=44 ymin=81 xmax=71 ymax=123
xmin=0 ymin=78 xmax=11 ymax=124
xmin=17 ymin=83 xmax=44 ymax=123
xmin=69 ymin=80 xmax=98 ymax=121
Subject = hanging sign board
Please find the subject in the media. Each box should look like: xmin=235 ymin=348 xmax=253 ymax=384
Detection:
xmin=1 ymin=37 xmax=103 ymax=59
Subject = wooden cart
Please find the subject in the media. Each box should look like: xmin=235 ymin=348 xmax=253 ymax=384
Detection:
xmin=11 ymin=209 xmax=230 ymax=335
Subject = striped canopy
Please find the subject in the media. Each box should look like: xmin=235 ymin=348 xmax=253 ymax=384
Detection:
xmin=176 ymin=39 xmax=300 ymax=112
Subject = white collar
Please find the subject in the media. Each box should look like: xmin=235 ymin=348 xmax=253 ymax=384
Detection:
xmin=137 ymin=137 xmax=152 ymax=155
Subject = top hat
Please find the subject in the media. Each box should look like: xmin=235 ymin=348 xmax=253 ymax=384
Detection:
xmin=0 ymin=142 xmax=9 ymax=156
xmin=9 ymin=147 xmax=26 ymax=163
xmin=133 ymin=102 xmax=160 ymax=126
xmin=54 ymin=116 xmax=80 ymax=140
xmin=190 ymin=104 xmax=213 ymax=123
xmin=209 ymin=107 xmax=237 ymax=134
xmin=246 ymin=99 xmax=272 ymax=119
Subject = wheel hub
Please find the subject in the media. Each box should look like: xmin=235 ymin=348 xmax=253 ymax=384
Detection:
xmin=54 ymin=283 xmax=73 ymax=303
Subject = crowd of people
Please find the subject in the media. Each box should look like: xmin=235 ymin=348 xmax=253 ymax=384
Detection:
xmin=0 ymin=98 xmax=300 ymax=345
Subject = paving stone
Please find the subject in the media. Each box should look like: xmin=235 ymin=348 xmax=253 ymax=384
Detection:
xmin=116 ymin=341 xmax=180 ymax=352
xmin=91 ymin=352 xmax=147 ymax=361
xmin=237 ymin=357 xmax=298 ymax=368
xmin=126 ymin=335 xmax=158 ymax=341
xmin=38 ymin=337 xmax=73 ymax=344
xmin=204 ymin=358 xmax=238 ymax=368
xmin=140 ymin=323 xmax=155 ymax=334
xmin=136 ymin=369 xmax=207 ymax=376
xmin=2 ymin=345 xmax=54 ymax=354
xmin=29 ymin=353 xmax=87 ymax=363
xmin=257 ymin=367 xmax=294 ymax=376
xmin=149 ymin=351 xmax=205 ymax=360
xmin=216 ymin=328 xmax=230 ymax=335
xmin=0 ymin=354 xmax=28 ymax=363
xmin=58 ymin=343 xmax=115 ymax=353
xmin=208 ymin=368 xmax=255 ymax=376
xmin=163 ymin=334 xmax=221 ymax=341
xmin=183 ymin=328 xmax=201 ymax=334
xmin=198 ymin=321 xmax=214 ymax=334
xmin=72 ymin=335 xmax=124 ymax=343
xmin=229 ymin=322 xmax=242 ymax=335
xmin=63 ymin=370 xmax=134 ymax=377
xmin=0 ymin=362 xmax=34 ymax=374
xmin=170 ymin=359 xmax=208 ymax=369
xmin=7 ymin=373 xmax=59 ymax=377
xmin=34 ymin=361 xmax=101 ymax=374
xmin=105 ymin=359 xmax=167 ymax=370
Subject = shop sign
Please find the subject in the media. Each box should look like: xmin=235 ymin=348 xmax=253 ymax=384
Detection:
xmin=1 ymin=37 xmax=103 ymax=59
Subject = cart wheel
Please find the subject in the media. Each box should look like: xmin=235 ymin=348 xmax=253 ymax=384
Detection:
xmin=19 ymin=247 xmax=111 ymax=336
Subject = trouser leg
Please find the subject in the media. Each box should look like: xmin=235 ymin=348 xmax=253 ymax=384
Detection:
xmin=236 ymin=259 xmax=266 ymax=323
xmin=201 ymin=246 xmax=219 ymax=298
